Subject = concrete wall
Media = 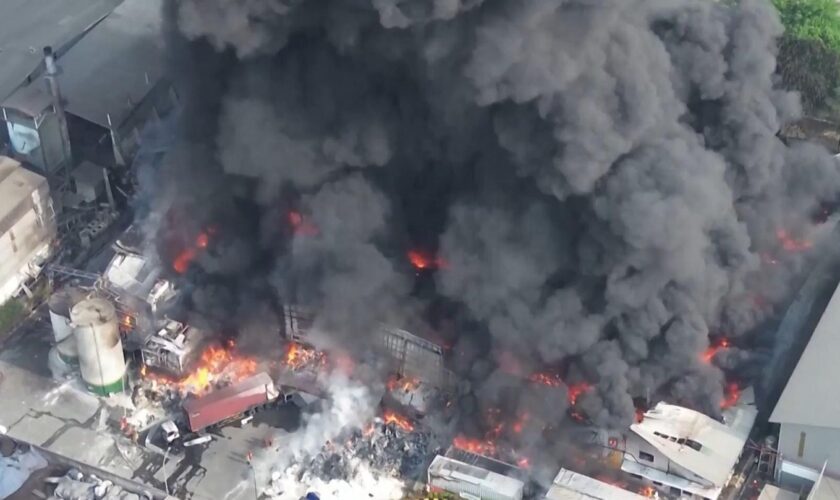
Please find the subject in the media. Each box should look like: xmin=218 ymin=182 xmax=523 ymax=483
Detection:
xmin=779 ymin=423 xmax=840 ymax=476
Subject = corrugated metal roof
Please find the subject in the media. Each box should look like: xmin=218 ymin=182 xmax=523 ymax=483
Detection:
xmin=11 ymin=0 xmax=165 ymax=130
xmin=771 ymin=279 xmax=840 ymax=427
xmin=544 ymin=469 xmax=645 ymax=500
xmin=428 ymin=454 xmax=525 ymax=499
xmin=0 ymin=155 xmax=47 ymax=215
xmin=758 ymin=485 xmax=799 ymax=500
xmin=0 ymin=0 xmax=121 ymax=103
xmin=630 ymin=396 xmax=757 ymax=488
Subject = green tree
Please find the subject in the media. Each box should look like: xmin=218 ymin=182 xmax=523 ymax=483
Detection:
xmin=772 ymin=0 xmax=840 ymax=52
xmin=777 ymin=35 xmax=840 ymax=115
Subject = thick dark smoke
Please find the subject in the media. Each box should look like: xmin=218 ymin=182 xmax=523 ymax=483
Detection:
xmin=146 ymin=0 xmax=840 ymax=433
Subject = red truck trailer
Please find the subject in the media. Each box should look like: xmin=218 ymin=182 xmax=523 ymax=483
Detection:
xmin=182 ymin=372 xmax=279 ymax=432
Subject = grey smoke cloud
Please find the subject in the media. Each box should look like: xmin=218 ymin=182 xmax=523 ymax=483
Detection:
xmin=158 ymin=0 xmax=840 ymax=433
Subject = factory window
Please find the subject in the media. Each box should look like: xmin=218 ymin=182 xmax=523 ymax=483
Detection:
xmin=639 ymin=451 xmax=655 ymax=463
xmin=798 ymin=432 xmax=806 ymax=458
xmin=670 ymin=487 xmax=682 ymax=496
xmin=685 ymin=439 xmax=703 ymax=452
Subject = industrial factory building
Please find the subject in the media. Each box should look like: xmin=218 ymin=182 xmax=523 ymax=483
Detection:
xmin=588 ymin=388 xmax=758 ymax=500
xmin=543 ymin=469 xmax=646 ymax=500
xmin=1 ymin=0 xmax=172 ymax=173
xmin=771 ymin=279 xmax=840 ymax=483
xmin=0 ymin=155 xmax=56 ymax=303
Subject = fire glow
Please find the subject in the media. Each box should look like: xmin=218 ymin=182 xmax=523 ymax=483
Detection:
xmin=776 ymin=228 xmax=813 ymax=253
xmin=382 ymin=410 xmax=414 ymax=432
xmin=141 ymin=343 xmax=257 ymax=396
xmin=283 ymin=342 xmax=326 ymax=370
xmin=407 ymin=249 xmax=447 ymax=271
xmin=173 ymin=226 xmax=216 ymax=274
xmin=721 ymin=382 xmax=741 ymax=409
xmin=288 ymin=211 xmax=319 ymax=236
xmin=387 ymin=374 xmax=420 ymax=393
xmin=702 ymin=337 xmax=731 ymax=364
xmin=452 ymin=436 xmax=497 ymax=457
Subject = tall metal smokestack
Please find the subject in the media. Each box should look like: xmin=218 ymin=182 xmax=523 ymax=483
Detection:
xmin=43 ymin=46 xmax=73 ymax=174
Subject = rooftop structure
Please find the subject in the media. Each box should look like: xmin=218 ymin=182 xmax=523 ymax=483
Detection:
xmin=758 ymin=485 xmax=800 ymax=500
xmin=619 ymin=388 xmax=757 ymax=499
xmin=0 ymin=0 xmax=120 ymax=103
xmin=0 ymin=156 xmax=56 ymax=303
xmin=2 ymin=0 xmax=173 ymax=170
xmin=427 ymin=453 xmax=525 ymax=500
xmin=771 ymin=279 xmax=840 ymax=480
xmin=544 ymin=469 xmax=646 ymax=500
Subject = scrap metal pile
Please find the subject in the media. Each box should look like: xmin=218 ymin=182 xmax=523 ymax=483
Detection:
xmin=288 ymin=415 xmax=438 ymax=488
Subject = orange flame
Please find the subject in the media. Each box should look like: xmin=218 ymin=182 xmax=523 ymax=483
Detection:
xmin=407 ymin=250 xmax=447 ymax=271
xmin=702 ymin=338 xmax=731 ymax=364
xmin=382 ymin=410 xmax=414 ymax=432
xmin=173 ymin=227 xmax=215 ymax=274
xmin=721 ymin=382 xmax=741 ymax=409
xmin=387 ymin=374 xmax=421 ymax=392
xmin=639 ymin=486 xmax=656 ymax=497
xmin=284 ymin=342 xmax=325 ymax=370
xmin=567 ymin=382 xmax=592 ymax=406
xmin=516 ymin=457 xmax=530 ymax=468
xmin=453 ymin=435 xmax=497 ymax=457
xmin=141 ymin=343 xmax=257 ymax=396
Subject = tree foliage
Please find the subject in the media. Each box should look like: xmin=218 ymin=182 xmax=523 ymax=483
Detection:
xmin=777 ymin=35 xmax=840 ymax=114
xmin=772 ymin=0 xmax=840 ymax=52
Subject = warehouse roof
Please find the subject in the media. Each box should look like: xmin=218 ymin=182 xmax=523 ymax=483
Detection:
xmin=428 ymin=454 xmax=525 ymax=499
xmin=771 ymin=280 xmax=840 ymax=428
xmin=544 ymin=469 xmax=645 ymax=500
xmin=0 ymin=0 xmax=121 ymax=103
xmin=5 ymin=0 xmax=165 ymax=130
xmin=629 ymin=392 xmax=757 ymax=488
xmin=0 ymin=156 xmax=47 ymax=216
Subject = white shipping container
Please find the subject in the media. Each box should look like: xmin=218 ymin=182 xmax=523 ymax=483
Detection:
xmin=427 ymin=455 xmax=524 ymax=500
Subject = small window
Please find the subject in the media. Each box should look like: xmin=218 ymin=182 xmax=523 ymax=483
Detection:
xmin=670 ymin=487 xmax=682 ymax=496
xmin=798 ymin=432 xmax=806 ymax=458
xmin=669 ymin=437 xmax=677 ymax=442
xmin=677 ymin=438 xmax=686 ymax=445
xmin=653 ymin=481 xmax=662 ymax=486
xmin=639 ymin=451 xmax=655 ymax=463
xmin=685 ymin=439 xmax=703 ymax=451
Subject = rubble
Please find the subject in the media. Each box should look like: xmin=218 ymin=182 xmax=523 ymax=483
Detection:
xmin=46 ymin=468 xmax=150 ymax=500
xmin=262 ymin=416 xmax=439 ymax=499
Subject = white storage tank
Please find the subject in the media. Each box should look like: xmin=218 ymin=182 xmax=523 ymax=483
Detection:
xmin=71 ymin=297 xmax=126 ymax=395
xmin=48 ymin=288 xmax=85 ymax=364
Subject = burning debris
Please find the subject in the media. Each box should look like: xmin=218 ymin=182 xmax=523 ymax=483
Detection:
xmin=139 ymin=341 xmax=257 ymax=397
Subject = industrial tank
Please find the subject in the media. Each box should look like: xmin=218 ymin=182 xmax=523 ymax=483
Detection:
xmin=71 ymin=297 xmax=126 ymax=395
xmin=48 ymin=288 xmax=85 ymax=364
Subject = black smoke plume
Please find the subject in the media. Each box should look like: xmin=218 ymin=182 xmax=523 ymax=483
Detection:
xmin=144 ymin=0 xmax=840 ymax=433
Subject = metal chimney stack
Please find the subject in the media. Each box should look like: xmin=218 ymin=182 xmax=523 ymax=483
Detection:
xmin=43 ymin=46 xmax=73 ymax=173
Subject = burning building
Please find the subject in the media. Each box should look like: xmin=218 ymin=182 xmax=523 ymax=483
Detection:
xmin=107 ymin=0 xmax=840 ymax=496
xmin=599 ymin=388 xmax=758 ymax=499
xmin=140 ymin=318 xmax=211 ymax=376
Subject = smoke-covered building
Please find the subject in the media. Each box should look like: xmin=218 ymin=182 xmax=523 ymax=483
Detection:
xmin=771 ymin=279 xmax=840 ymax=484
xmin=605 ymin=389 xmax=757 ymax=499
